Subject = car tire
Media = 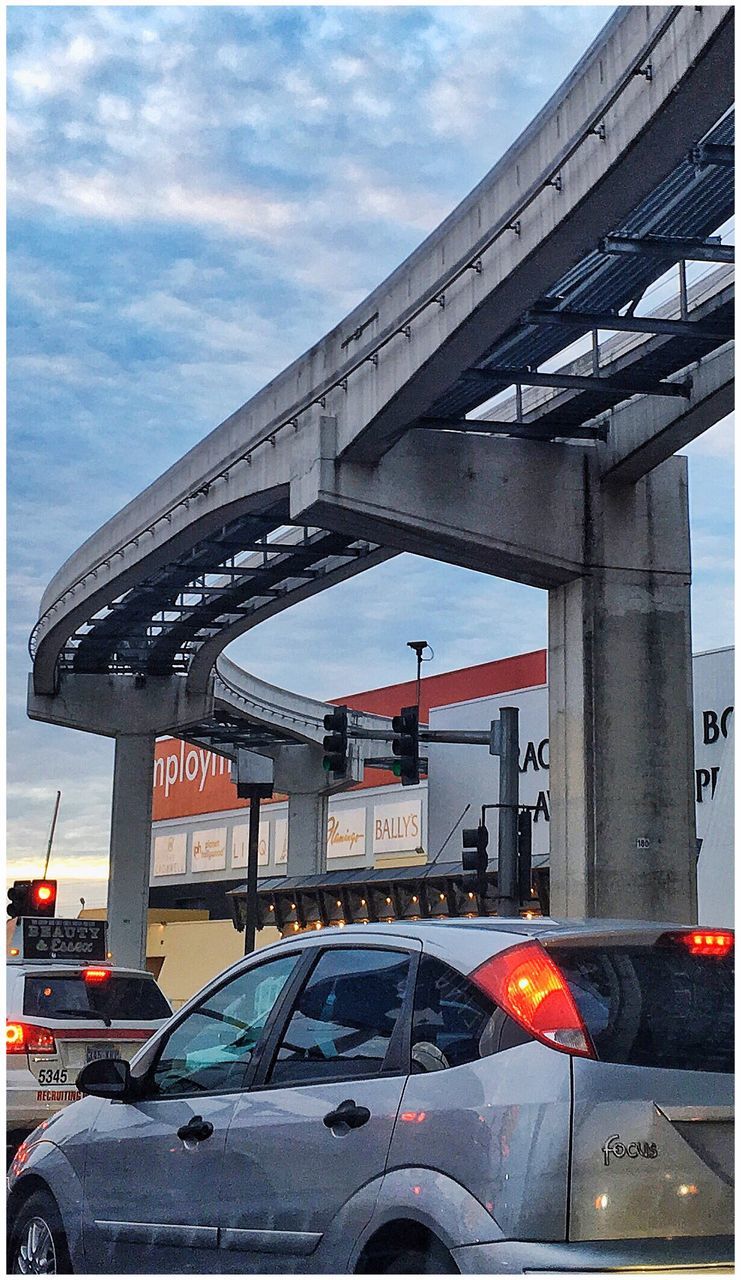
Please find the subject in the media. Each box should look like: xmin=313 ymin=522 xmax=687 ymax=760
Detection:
xmin=8 ymin=1189 xmax=72 ymax=1275
xmin=382 ymin=1245 xmax=458 ymax=1274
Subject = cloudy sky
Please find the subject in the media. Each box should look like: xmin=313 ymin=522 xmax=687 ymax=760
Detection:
xmin=7 ymin=5 xmax=733 ymax=913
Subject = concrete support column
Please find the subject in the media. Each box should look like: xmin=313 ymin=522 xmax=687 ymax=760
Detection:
xmin=548 ymin=457 xmax=697 ymax=922
xmin=273 ymin=743 xmax=340 ymax=879
xmin=107 ymin=734 xmax=155 ymax=969
xmin=287 ymin=791 xmax=329 ymax=879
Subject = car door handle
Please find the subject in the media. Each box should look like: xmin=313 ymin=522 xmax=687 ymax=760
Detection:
xmin=177 ymin=1115 xmax=214 ymax=1143
xmin=323 ymin=1099 xmax=371 ymax=1130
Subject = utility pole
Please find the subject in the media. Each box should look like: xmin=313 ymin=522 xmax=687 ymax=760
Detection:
xmin=42 ymin=790 xmax=61 ymax=879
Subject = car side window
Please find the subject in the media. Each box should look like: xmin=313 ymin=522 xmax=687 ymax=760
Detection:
xmin=148 ymin=953 xmax=298 ymax=1098
xmin=267 ymin=947 xmax=412 ymax=1087
xmin=411 ymin=954 xmax=498 ymax=1071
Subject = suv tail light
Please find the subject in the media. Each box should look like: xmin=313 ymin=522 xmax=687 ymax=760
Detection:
xmin=665 ymin=929 xmax=734 ymax=958
xmin=470 ymin=940 xmax=595 ymax=1058
xmin=6 ymin=1021 xmax=57 ymax=1055
xmin=83 ymin=967 xmax=111 ymax=983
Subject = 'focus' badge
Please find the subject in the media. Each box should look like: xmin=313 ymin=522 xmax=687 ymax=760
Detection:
xmin=602 ymin=1134 xmax=658 ymax=1166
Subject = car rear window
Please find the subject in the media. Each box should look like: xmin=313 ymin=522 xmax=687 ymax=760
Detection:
xmin=548 ymin=941 xmax=734 ymax=1073
xmin=24 ymin=973 xmax=171 ymax=1022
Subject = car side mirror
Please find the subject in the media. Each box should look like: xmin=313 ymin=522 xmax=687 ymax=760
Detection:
xmin=76 ymin=1057 xmax=132 ymax=1100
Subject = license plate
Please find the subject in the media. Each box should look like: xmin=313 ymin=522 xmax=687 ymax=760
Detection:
xmin=85 ymin=1046 xmax=122 ymax=1063
xmin=37 ymin=1068 xmax=69 ymax=1086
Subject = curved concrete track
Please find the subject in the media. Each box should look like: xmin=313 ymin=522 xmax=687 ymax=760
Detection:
xmin=30 ymin=6 xmax=733 ymax=713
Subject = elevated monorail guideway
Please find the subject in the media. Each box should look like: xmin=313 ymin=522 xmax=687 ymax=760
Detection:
xmin=28 ymin=6 xmax=735 ymax=964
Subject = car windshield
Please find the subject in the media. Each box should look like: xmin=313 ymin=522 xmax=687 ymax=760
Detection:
xmin=23 ymin=973 xmax=171 ymax=1022
xmin=548 ymin=938 xmax=734 ymax=1073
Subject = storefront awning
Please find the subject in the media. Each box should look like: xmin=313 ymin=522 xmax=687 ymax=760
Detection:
xmin=227 ymin=863 xmax=549 ymax=933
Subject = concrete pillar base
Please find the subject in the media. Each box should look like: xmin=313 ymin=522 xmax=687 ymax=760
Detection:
xmin=107 ymin=734 xmax=155 ymax=969
xmin=548 ymin=458 xmax=697 ymax=923
xmin=287 ymin=791 xmax=329 ymax=879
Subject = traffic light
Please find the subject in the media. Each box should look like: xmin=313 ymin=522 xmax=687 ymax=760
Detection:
xmin=30 ymin=880 xmax=58 ymax=918
xmin=391 ymin=706 xmax=420 ymax=786
xmin=7 ymin=881 xmax=31 ymax=919
xmin=462 ymin=824 xmax=489 ymax=893
xmin=7 ymin=879 xmax=58 ymax=919
xmin=322 ymin=706 xmax=349 ymax=777
xmin=517 ymin=810 xmax=533 ymax=906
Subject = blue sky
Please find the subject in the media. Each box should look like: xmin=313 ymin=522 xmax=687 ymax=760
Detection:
xmin=7 ymin=6 xmax=733 ymax=910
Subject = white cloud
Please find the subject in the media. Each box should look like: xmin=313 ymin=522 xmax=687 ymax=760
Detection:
xmin=10 ymin=169 xmax=301 ymax=243
xmin=11 ymin=29 xmax=101 ymax=100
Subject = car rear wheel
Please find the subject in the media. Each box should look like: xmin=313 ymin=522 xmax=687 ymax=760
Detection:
xmin=9 ymin=1190 xmax=72 ymax=1274
xmin=382 ymin=1245 xmax=457 ymax=1273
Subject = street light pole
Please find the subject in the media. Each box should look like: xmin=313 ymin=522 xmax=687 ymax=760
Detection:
xmin=406 ymin=640 xmax=432 ymax=717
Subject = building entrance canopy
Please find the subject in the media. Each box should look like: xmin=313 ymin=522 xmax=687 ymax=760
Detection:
xmin=227 ymin=862 xmax=549 ymax=935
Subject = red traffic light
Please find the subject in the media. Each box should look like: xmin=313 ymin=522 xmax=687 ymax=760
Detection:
xmin=29 ymin=880 xmax=57 ymax=917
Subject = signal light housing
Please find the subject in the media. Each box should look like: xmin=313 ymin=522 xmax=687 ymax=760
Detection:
xmin=322 ymin=706 xmax=349 ymax=777
xmin=6 ymin=1022 xmax=57 ymax=1055
xmin=30 ymin=880 xmax=57 ymax=917
xmin=7 ymin=880 xmax=31 ymax=919
xmin=470 ymin=940 xmax=595 ymax=1059
xmin=391 ymin=706 xmax=420 ymax=787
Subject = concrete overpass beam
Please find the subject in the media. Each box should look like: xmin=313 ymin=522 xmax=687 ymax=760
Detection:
xmin=107 ymin=734 xmax=155 ymax=969
xmin=601 ymin=343 xmax=734 ymax=486
xmin=548 ymin=456 xmax=697 ymax=922
xmin=27 ymin=673 xmax=213 ymax=738
xmin=291 ymin=414 xmax=587 ymax=588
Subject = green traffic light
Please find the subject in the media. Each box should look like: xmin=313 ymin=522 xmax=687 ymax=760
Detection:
xmin=322 ymin=757 xmax=332 ymax=771
xmin=392 ymin=762 xmax=402 ymax=777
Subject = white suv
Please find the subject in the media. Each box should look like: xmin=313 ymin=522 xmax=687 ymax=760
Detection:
xmin=7 ymin=954 xmax=171 ymax=1159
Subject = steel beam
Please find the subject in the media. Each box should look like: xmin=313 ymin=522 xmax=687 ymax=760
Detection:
xmin=416 ymin=417 xmax=608 ymax=442
xmin=474 ymin=367 xmax=690 ymax=399
xmin=526 ymin=307 xmax=732 ymax=343
xmin=691 ymin=142 xmax=734 ymax=168
xmin=600 ymin=234 xmax=734 ymax=264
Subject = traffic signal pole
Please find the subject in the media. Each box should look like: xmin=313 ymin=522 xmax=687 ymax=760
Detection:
xmin=497 ymin=707 xmax=520 ymax=917
xmin=244 ymin=793 xmax=261 ymax=956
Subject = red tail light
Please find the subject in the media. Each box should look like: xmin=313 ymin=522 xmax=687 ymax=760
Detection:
xmin=6 ymin=1022 xmax=57 ymax=1055
xmin=470 ymin=940 xmax=595 ymax=1058
xmin=83 ymin=967 xmax=110 ymax=982
xmin=678 ymin=930 xmax=733 ymax=957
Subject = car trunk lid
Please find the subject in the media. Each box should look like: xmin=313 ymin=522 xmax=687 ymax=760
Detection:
xmin=545 ymin=932 xmax=734 ymax=1241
